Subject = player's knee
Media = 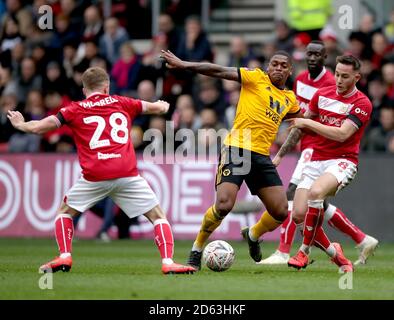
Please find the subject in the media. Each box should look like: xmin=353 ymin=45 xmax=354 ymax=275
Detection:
xmin=215 ymin=196 xmax=234 ymax=216
xmin=269 ymin=203 xmax=288 ymax=222
xmin=308 ymin=187 xmax=324 ymax=200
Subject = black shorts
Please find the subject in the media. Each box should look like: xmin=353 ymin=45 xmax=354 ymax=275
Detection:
xmin=215 ymin=146 xmax=283 ymax=195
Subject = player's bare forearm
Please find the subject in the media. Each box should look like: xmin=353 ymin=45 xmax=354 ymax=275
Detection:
xmin=143 ymin=100 xmax=170 ymax=115
xmin=7 ymin=111 xmax=59 ymax=134
xmin=302 ymin=119 xmax=356 ymax=142
xmin=277 ymin=128 xmax=303 ymax=159
xmin=183 ymin=61 xmax=238 ymax=81
xmin=160 ymin=50 xmax=238 ymax=81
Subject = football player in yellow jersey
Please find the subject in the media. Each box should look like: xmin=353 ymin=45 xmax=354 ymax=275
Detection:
xmin=161 ymin=49 xmax=302 ymax=270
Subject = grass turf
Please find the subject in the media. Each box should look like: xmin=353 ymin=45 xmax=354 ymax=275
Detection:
xmin=0 ymin=238 xmax=393 ymax=300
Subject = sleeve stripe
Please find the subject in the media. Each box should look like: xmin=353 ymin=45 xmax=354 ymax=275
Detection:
xmin=347 ymin=114 xmax=362 ymax=129
xmin=51 ymin=114 xmax=61 ymax=128
xmin=345 ymin=118 xmax=360 ymax=130
xmin=237 ymin=68 xmax=241 ymax=83
xmin=141 ymin=101 xmax=147 ymax=113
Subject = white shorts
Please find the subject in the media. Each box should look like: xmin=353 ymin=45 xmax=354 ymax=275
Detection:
xmin=65 ymin=175 xmax=159 ymax=218
xmin=297 ymin=159 xmax=357 ymax=194
xmin=290 ymin=148 xmax=314 ymax=185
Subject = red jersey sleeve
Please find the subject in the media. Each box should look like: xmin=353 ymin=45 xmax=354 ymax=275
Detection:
xmin=347 ymin=99 xmax=372 ymax=129
xmin=117 ymin=96 xmax=143 ymax=120
xmin=308 ymin=90 xmax=319 ymax=116
xmin=59 ymin=103 xmax=78 ymax=124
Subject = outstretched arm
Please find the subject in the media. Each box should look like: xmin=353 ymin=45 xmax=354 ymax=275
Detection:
xmin=160 ymin=50 xmax=239 ymax=81
xmin=7 ymin=110 xmax=60 ymax=134
xmin=142 ymin=100 xmax=170 ymax=115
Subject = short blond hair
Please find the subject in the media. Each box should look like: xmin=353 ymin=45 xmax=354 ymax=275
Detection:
xmin=81 ymin=67 xmax=109 ymax=91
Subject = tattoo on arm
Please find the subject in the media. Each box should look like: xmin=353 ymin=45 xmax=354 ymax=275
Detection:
xmin=185 ymin=62 xmax=238 ymax=81
xmin=277 ymin=128 xmax=303 ymax=158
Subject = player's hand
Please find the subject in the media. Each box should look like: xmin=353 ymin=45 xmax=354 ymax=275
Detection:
xmin=7 ymin=110 xmax=25 ymax=129
xmin=160 ymin=50 xmax=185 ymax=69
xmin=272 ymin=155 xmax=282 ymax=167
xmin=157 ymin=100 xmax=170 ymax=114
xmin=286 ymin=118 xmax=309 ymax=130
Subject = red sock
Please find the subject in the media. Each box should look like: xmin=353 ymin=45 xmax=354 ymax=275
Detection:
xmin=313 ymin=226 xmax=331 ymax=251
xmin=55 ymin=214 xmax=74 ymax=254
xmin=278 ymin=211 xmax=296 ymax=254
xmin=302 ymin=200 xmax=324 ymax=247
xmin=328 ymin=208 xmax=365 ymax=244
xmin=154 ymin=219 xmax=174 ymax=260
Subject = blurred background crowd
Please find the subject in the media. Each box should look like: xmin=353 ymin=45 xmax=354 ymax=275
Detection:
xmin=1 ymin=0 xmax=394 ymax=156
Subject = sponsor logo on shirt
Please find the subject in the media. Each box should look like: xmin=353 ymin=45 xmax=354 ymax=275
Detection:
xmin=319 ymin=115 xmax=345 ymax=127
xmin=97 ymin=152 xmax=122 ymax=160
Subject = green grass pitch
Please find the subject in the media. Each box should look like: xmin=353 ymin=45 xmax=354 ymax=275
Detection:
xmin=0 ymin=238 xmax=393 ymax=300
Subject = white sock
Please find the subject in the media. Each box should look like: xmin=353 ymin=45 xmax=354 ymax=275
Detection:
xmin=325 ymin=244 xmax=336 ymax=258
xmin=162 ymin=258 xmax=174 ymax=265
xmin=60 ymin=253 xmax=71 ymax=259
xmin=300 ymin=244 xmax=310 ymax=255
xmin=324 ymin=204 xmax=337 ymax=221
xmin=192 ymin=242 xmax=203 ymax=252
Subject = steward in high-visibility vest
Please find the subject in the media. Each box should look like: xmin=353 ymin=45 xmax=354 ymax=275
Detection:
xmin=287 ymin=0 xmax=332 ymax=31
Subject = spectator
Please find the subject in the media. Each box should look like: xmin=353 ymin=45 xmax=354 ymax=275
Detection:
xmin=0 ymin=65 xmax=13 ymax=96
xmin=382 ymin=62 xmax=394 ymax=99
xmin=371 ymin=32 xmax=394 ymax=69
xmin=364 ymin=105 xmax=394 ymax=152
xmin=76 ymin=40 xmax=102 ymax=71
xmin=319 ymin=26 xmax=342 ymax=72
xmin=172 ymin=94 xmax=200 ymax=132
xmin=176 ymin=15 xmax=213 ymax=62
xmin=0 ymin=15 xmax=23 ymax=53
xmin=42 ymin=61 xmax=69 ymax=96
xmin=227 ymin=36 xmax=255 ymax=68
xmin=195 ymin=79 xmax=227 ymax=119
xmin=134 ymin=80 xmax=157 ymax=130
xmin=345 ymin=31 xmax=370 ymax=59
xmin=99 ymin=17 xmax=129 ymax=66
xmin=81 ymin=5 xmax=103 ymax=43
xmin=62 ymin=40 xmax=80 ymax=79
xmin=8 ymin=57 xmax=42 ymax=104
xmin=24 ymin=89 xmax=46 ymax=121
xmin=140 ymin=33 xmax=168 ymax=85
xmin=0 ymin=0 xmax=33 ymax=38
xmin=49 ymin=13 xmax=79 ymax=55
xmin=367 ymin=75 xmax=390 ymax=128
xmin=111 ymin=42 xmax=141 ymax=94
xmin=58 ymin=0 xmax=84 ymax=34
xmin=274 ymin=20 xmax=294 ymax=54
xmin=158 ymin=13 xmax=181 ymax=53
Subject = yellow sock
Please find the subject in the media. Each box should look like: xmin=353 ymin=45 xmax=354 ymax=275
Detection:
xmin=194 ymin=205 xmax=223 ymax=251
xmin=250 ymin=210 xmax=282 ymax=240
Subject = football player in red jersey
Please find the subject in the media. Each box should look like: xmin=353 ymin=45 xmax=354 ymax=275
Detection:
xmin=274 ymin=55 xmax=376 ymax=272
xmin=7 ymin=67 xmax=195 ymax=275
xmin=260 ymin=42 xmax=378 ymax=266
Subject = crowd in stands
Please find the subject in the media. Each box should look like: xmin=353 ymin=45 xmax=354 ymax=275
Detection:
xmin=1 ymin=0 xmax=394 ymax=155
